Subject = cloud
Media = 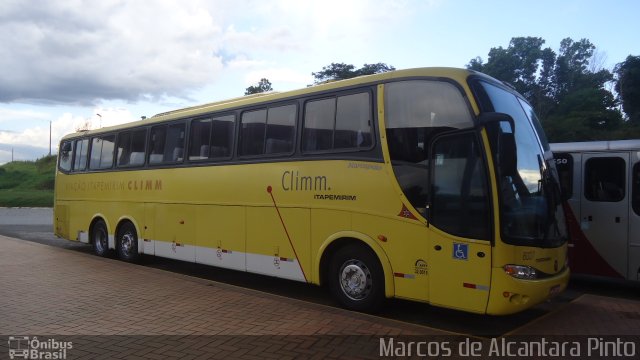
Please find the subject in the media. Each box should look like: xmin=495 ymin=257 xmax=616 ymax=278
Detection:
xmin=0 ymin=108 xmax=51 ymax=124
xmin=0 ymin=1 xmax=229 ymax=105
xmin=0 ymin=0 xmax=416 ymax=107
xmin=221 ymin=25 xmax=302 ymax=56
xmin=244 ymin=68 xmax=313 ymax=87
xmin=0 ymin=107 xmax=135 ymax=164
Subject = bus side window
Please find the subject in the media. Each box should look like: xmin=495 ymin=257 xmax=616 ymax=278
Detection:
xmin=189 ymin=119 xmax=212 ymax=161
xmin=149 ymin=125 xmax=167 ymax=164
xmin=149 ymin=123 xmax=184 ymax=164
xmin=166 ymin=123 xmax=185 ymax=162
xmin=117 ymin=129 xmax=147 ymax=167
xmin=335 ymin=93 xmax=371 ymax=149
xmin=303 ymin=98 xmax=335 ymax=152
xmin=240 ymin=109 xmax=267 ymax=156
xmin=117 ymin=131 xmax=132 ymax=166
xmin=240 ymin=105 xmax=296 ymax=157
xmin=59 ymin=140 xmax=74 ymax=172
xmin=190 ymin=114 xmax=237 ymax=160
xmin=211 ymin=115 xmax=235 ymax=158
xmin=89 ymin=135 xmax=115 ymax=170
xmin=129 ymin=129 xmax=147 ymax=166
xmin=266 ymin=105 xmax=296 ymax=154
xmin=584 ymin=157 xmax=625 ymax=202
xmin=633 ymin=162 xmax=640 ymax=216
xmin=302 ymin=92 xmax=371 ymax=153
xmin=73 ymin=139 xmax=88 ymax=172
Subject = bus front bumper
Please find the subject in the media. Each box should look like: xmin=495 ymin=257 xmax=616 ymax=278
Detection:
xmin=486 ymin=266 xmax=570 ymax=315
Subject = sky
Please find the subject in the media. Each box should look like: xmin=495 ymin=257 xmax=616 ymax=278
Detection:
xmin=1 ymin=0 xmax=639 ymax=164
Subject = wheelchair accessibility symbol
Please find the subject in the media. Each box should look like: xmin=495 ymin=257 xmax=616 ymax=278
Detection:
xmin=453 ymin=243 xmax=468 ymax=260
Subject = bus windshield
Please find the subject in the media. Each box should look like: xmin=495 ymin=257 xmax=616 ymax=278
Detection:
xmin=480 ymin=81 xmax=568 ymax=248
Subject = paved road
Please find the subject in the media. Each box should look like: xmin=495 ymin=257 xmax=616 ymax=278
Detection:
xmin=0 ymin=207 xmax=52 ymax=225
xmin=0 ymin=208 xmax=88 ymax=251
xmin=1 ymin=207 xmax=638 ymax=338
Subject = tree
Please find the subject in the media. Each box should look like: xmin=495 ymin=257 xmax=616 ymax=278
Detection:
xmin=553 ymin=38 xmax=597 ymax=100
xmin=312 ymin=62 xmax=395 ymax=84
xmin=614 ymin=55 xmax=640 ymax=124
xmin=543 ymin=87 xmax=622 ymax=141
xmin=245 ymin=78 xmax=273 ymax=95
xmin=467 ymin=37 xmax=623 ymax=142
xmin=467 ymin=37 xmax=549 ymax=101
xmin=358 ymin=63 xmax=396 ymax=76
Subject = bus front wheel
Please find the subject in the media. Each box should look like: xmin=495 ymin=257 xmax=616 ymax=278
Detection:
xmin=91 ymin=220 xmax=111 ymax=257
xmin=329 ymin=244 xmax=385 ymax=312
xmin=117 ymin=222 xmax=139 ymax=263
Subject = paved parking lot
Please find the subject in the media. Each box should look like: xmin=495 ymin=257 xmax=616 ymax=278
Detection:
xmin=0 ymin=235 xmax=435 ymax=337
xmin=1 ymin=232 xmax=639 ymax=358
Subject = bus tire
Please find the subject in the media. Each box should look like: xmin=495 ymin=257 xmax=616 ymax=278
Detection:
xmin=116 ymin=222 xmax=139 ymax=263
xmin=329 ymin=244 xmax=385 ymax=312
xmin=91 ymin=219 xmax=111 ymax=257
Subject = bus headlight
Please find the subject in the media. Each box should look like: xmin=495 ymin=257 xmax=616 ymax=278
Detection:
xmin=504 ymin=264 xmax=537 ymax=280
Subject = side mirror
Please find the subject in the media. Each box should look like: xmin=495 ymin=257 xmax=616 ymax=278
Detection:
xmin=498 ymin=130 xmax=517 ymax=176
xmin=478 ymin=112 xmax=517 ymax=177
xmin=477 ymin=112 xmax=515 ymax=130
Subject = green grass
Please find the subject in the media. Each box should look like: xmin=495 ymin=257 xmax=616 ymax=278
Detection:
xmin=0 ymin=155 xmax=56 ymax=207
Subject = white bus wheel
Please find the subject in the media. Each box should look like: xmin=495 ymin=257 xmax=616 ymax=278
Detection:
xmin=329 ymin=244 xmax=385 ymax=312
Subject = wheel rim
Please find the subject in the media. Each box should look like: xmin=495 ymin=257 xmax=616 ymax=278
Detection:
xmin=120 ymin=231 xmax=135 ymax=257
xmin=95 ymin=227 xmax=107 ymax=253
xmin=339 ymin=259 xmax=372 ymax=301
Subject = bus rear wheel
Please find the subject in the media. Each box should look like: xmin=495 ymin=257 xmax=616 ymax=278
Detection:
xmin=117 ymin=222 xmax=139 ymax=263
xmin=329 ymin=244 xmax=385 ymax=312
xmin=91 ymin=220 xmax=111 ymax=257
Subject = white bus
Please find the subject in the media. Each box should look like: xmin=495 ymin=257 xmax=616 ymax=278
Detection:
xmin=551 ymin=140 xmax=640 ymax=280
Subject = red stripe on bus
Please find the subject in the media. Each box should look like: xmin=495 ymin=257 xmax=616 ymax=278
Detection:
xmin=267 ymin=186 xmax=308 ymax=282
xmin=563 ymin=203 xmax=623 ymax=278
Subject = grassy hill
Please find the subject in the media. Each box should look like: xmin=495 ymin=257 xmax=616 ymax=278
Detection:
xmin=0 ymin=155 xmax=56 ymax=207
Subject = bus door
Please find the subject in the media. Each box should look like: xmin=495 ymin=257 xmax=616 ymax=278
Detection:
xmin=629 ymin=160 xmax=640 ymax=280
xmin=554 ymin=152 xmax=586 ymax=271
xmin=427 ymin=132 xmax=493 ymax=313
xmin=581 ymin=152 xmax=630 ymax=278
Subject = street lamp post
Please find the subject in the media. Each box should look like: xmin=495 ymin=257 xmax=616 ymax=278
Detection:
xmin=96 ymin=113 xmax=102 ymax=128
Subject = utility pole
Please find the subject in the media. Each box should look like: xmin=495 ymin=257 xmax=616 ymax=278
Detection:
xmin=49 ymin=120 xmax=52 ymax=156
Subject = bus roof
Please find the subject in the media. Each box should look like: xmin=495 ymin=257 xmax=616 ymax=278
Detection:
xmin=61 ymin=67 xmax=486 ymax=141
xmin=551 ymin=139 xmax=640 ymax=152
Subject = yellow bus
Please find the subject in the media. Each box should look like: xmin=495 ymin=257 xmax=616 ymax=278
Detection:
xmin=54 ymin=67 xmax=569 ymax=315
